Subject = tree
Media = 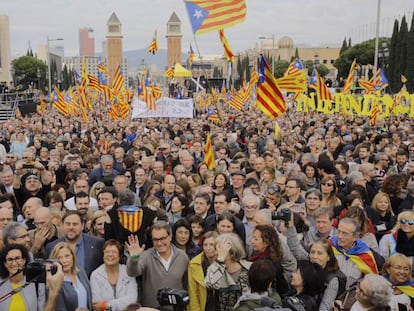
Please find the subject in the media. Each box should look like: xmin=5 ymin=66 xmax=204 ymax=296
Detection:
xmin=303 ymin=60 xmax=329 ymax=77
xmin=294 ymin=48 xmax=299 ymax=59
xmin=406 ymin=12 xmax=414 ymax=93
xmin=334 ymin=39 xmax=375 ymax=80
xmin=274 ymin=60 xmax=289 ymax=78
xmin=387 ymin=20 xmax=399 ymax=92
xmin=11 ymin=56 xmax=47 ymax=90
xmin=396 ymin=16 xmax=408 ymax=92
xmin=340 ymin=37 xmax=348 ymax=55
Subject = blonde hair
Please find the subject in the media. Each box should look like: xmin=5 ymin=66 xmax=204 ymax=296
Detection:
xmin=392 ymin=210 xmax=414 ymax=231
xmin=382 ymin=253 xmax=412 ymax=280
xmin=216 ymin=233 xmax=246 ymax=262
xmin=371 ymin=192 xmax=394 ymax=216
xmin=90 ymin=210 xmax=108 ymax=236
xmin=49 ymin=242 xmax=79 ymax=275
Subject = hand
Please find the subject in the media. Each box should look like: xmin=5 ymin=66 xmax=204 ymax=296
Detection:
xmin=46 ymin=262 xmax=64 ymax=294
xmin=125 ymin=235 xmax=145 ymax=257
xmin=33 ymin=227 xmax=49 ymax=249
xmin=92 ymin=301 xmax=108 ymax=311
xmin=266 ymin=199 xmax=276 ymax=212
xmin=287 ymin=210 xmax=295 ymax=228
xmin=216 ymin=239 xmax=231 ymax=261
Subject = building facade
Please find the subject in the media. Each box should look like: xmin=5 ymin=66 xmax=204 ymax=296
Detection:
xmin=106 ymin=12 xmax=123 ymax=85
xmin=79 ymin=27 xmax=95 ymax=57
xmin=166 ymin=12 xmax=182 ymax=68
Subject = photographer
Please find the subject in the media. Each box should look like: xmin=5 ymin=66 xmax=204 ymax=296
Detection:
xmin=0 ymin=243 xmax=45 ymax=310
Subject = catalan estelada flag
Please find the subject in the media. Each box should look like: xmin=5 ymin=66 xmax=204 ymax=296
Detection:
xmin=255 ymin=55 xmax=286 ymax=120
xmin=385 ymin=277 xmax=414 ymax=298
xmin=204 ymin=133 xmax=215 ymax=170
xmin=118 ymin=206 xmax=143 ymax=233
xmin=219 ymin=29 xmax=234 ymax=62
xmin=52 ymin=88 xmax=69 ymax=117
xmin=329 ymin=236 xmax=378 ymax=275
xmin=310 ymin=70 xmax=333 ymax=101
xmin=342 ymin=59 xmax=356 ymax=94
xmin=148 ymin=30 xmax=158 ymax=54
xmin=206 ymin=107 xmax=220 ymax=124
xmin=275 ymin=70 xmax=307 ymax=92
xmin=185 ymin=0 xmax=246 ymax=35
xmin=284 ymin=58 xmax=304 ymax=76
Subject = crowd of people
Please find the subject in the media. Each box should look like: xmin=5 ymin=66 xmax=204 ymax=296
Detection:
xmin=0 ymin=97 xmax=413 ymax=311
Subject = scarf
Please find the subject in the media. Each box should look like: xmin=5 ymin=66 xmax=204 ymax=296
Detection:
xmin=385 ymin=276 xmax=414 ymax=298
xmin=329 ymin=236 xmax=378 ymax=274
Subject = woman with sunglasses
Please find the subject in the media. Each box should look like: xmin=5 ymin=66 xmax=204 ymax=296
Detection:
xmin=319 ymin=176 xmax=342 ymax=210
xmin=382 ymin=253 xmax=414 ymax=309
xmin=379 ymin=211 xmax=414 ymax=261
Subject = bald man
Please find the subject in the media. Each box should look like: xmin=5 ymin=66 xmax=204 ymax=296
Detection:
xmin=29 ymin=206 xmax=64 ymax=259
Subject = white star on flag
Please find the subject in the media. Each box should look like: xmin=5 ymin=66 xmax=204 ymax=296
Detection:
xmin=193 ymin=9 xmax=203 ymax=19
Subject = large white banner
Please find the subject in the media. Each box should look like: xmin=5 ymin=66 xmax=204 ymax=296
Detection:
xmin=131 ymin=96 xmax=194 ymax=119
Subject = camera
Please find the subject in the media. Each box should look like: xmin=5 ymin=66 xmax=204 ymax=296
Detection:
xmin=25 ymin=259 xmax=59 ymax=283
xmin=272 ymin=208 xmax=291 ymax=223
xmin=22 ymin=163 xmax=34 ymax=169
xmin=157 ymin=288 xmax=189 ymax=311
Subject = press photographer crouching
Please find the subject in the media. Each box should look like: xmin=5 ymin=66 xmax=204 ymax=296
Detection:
xmin=0 ymin=242 xmax=65 ymax=311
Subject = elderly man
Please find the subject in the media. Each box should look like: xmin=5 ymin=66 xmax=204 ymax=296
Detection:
xmin=126 ymin=221 xmax=189 ymax=308
xmin=88 ymin=154 xmax=119 ymax=186
xmin=29 ymin=206 xmax=64 ymax=258
xmin=3 ymin=222 xmax=31 ymax=250
xmin=329 ymin=217 xmax=384 ymax=288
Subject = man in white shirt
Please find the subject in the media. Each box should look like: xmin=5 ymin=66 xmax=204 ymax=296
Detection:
xmin=65 ymin=178 xmax=98 ymax=211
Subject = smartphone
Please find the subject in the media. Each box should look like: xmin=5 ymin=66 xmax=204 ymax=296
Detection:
xmin=22 ymin=163 xmax=34 ymax=169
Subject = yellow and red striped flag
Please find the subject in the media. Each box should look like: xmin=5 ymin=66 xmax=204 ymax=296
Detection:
xmin=284 ymin=59 xmax=304 ymax=76
xmin=185 ymin=0 xmax=247 ymax=35
xmin=249 ymin=69 xmax=259 ymax=86
xmin=342 ymin=59 xmax=356 ymax=94
xmin=310 ymin=70 xmax=333 ymax=101
xmin=370 ymin=100 xmax=380 ymax=127
xmin=112 ymin=65 xmax=124 ymax=93
xmin=165 ymin=66 xmax=175 ymax=79
xmin=204 ymin=133 xmax=215 ymax=170
xmin=37 ymin=97 xmax=46 ymax=115
xmin=275 ymin=70 xmax=307 ymax=92
xmin=255 ymin=55 xmax=286 ymax=120
xmin=219 ymin=29 xmax=234 ymax=62
xmin=52 ymin=88 xmax=69 ymax=116
xmin=148 ymin=30 xmax=158 ymax=54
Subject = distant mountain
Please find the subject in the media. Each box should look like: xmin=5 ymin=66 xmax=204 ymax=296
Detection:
xmin=97 ymin=49 xmax=187 ymax=72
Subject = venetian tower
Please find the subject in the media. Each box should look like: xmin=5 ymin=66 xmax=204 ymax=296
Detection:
xmin=166 ymin=12 xmax=182 ymax=68
xmin=106 ymin=12 xmax=123 ymax=84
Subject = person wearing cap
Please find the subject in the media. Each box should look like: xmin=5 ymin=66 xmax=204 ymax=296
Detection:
xmin=12 ymin=160 xmax=52 ymax=209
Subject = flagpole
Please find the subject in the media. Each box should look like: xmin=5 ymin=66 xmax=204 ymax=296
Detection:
xmin=373 ymin=0 xmax=381 ymax=85
xmin=192 ymin=34 xmax=224 ymax=124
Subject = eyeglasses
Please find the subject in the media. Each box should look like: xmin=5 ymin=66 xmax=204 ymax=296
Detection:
xmin=400 ymin=219 xmax=414 ymax=225
xmin=5 ymin=256 xmax=24 ymax=264
xmin=152 ymin=235 xmax=169 ymax=243
xmin=171 ymin=150 xmax=179 ymax=153
xmin=244 ymin=205 xmax=258 ymax=210
xmin=390 ymin=265 xmax=411 ymax=272
xmin=321 ymin=183 xmax=334 ymax=187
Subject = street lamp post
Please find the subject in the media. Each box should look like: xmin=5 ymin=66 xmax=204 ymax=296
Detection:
xmin=378 ymin=39 xmax=389 ymax=69
xmin=314 ymin=53 xmax=320 ymax=70
xmin=47 ymin=36 xmax=64 ymax=98
xmin=36 ymin=68 xmax=41 ymax=90
xmin=258 ymin=34 xmax=275 ymax=74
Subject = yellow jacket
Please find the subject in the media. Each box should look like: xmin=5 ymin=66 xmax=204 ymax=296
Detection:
xmin=188 ymin=252 xmax=207 ymax=311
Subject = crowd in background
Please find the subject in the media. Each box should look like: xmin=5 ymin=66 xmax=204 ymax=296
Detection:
xmin=0 ymin=99 xmax=413 ymax=311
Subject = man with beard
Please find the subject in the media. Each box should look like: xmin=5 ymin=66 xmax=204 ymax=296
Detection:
xmin=46 ymin=211 xmax=104 ymax=276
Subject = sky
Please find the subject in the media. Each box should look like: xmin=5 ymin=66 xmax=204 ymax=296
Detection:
xmin=2 ymin=0 xmax=413 ymax=58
